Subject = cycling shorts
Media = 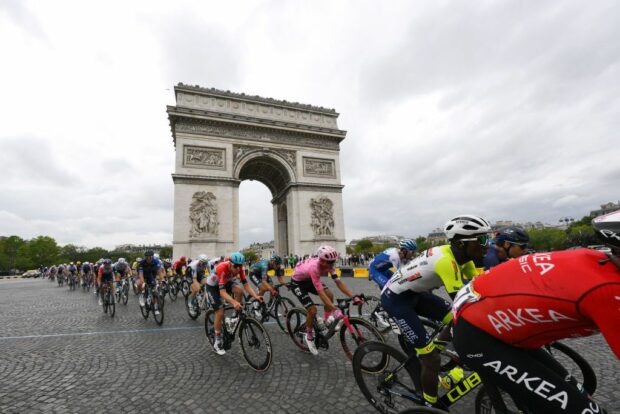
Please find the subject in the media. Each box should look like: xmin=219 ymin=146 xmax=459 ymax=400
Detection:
xmin=101 ymin=274 xmax=114 ymax=284
xmin=380 ymin=289 xmax=451 ymax=352
xmin=207 ymin=280 xmax=241 ymax=310
xmin=453 ymin=317 xmax=600 ymax=414
xmin=290 ymin=279 xmax=327 ymax=309
xmin=249 ymin=269 xmax=273 ymax=288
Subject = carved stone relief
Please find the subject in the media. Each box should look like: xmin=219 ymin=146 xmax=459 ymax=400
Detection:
xmin=183 ymin=146 xmax=225 ymax=170
xmin=189 ymin=191 xmax=219 ymax=237
xmin=176 ymin=119 xmax=340 ymax=150
xmin=232 ymin=144 xmax=296 ymax=169
xmin=310 ymin=196 xmax=335 ymax=237
xmin=303 ymin=157 xmax=336 ymax=178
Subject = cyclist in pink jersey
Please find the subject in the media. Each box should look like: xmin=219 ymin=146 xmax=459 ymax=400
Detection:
xmin=290 ymin=245 xmax=359 ymax=354
xmin=451 ymin=211 xmax=620 ymax=413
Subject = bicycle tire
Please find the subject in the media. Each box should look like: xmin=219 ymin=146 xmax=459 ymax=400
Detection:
xmin=547 ymin=341 xmax=597 ymax=395
xmin=108 ymin=290 xmax=116 ymax=318
xmin=181 ymin=280 xmax=190 ymax=298
xmin=204 ymin=308 xmax=217 ymax=351
xmin=153 ymin=302 xmax=164 ymax=325
xmin=274 ymin=297 xmax=295 ymax=333
xmin=352 ymin=341 xmax=422 ymax=414
xmin=285 ymin=307 xmax=310 ymax=352
xmin=339 ymin=317 xmax=385 ymax=363
xmin=140 ymin=297 xmax=149 ymax=319
xmin=169 ymin=283 xmax=178 ymax=301
xmin=357 ymin=295 xmax=391 ymax=332
xmin=239 ymin=317 xmax=273 ymax=372
xmin=122 ymin=285 xmax=129 ymax=305
xmin=186 ymin=295 xmax=200 ymax=320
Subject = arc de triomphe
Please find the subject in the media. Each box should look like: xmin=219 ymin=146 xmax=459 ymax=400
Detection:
xmin=167 ymin=83 xmax=347 ymax=259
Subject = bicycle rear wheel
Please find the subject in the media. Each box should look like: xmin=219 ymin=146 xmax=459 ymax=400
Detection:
xmin=122 ymin=284 xmax=129 ymax=305
xmin=352 ymin=341 xmax=422 ymax=414
xmin=340 ymin=317 xmax=385 ymax=363
xmin=239 ymin=317 xmax=273 ymax=372
xmin=153 ymin=301 xmax=164 ymax=325
xmin=186 ymin=295 xmax=200 ymax=320
xmin=274 ymin=297 xmax=295 ymax=333
xmin=108 ymin=290 xmax=116 ymax=318
xmin=140 ymin=295 xmax=149 ymax=319
xmin=546 ymin=341 xmax=597 ymax=395
xmin=285 ymin=308 xmax=310 ymax=352
xmin=168 ymin=283 xmax=178 ymax=301
xmin=204 ymin=309 xmax=217 ymax=351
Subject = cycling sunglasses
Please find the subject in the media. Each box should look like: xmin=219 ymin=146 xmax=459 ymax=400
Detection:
xmin=509 ymin=242 xmax=528 ymax=250
xmin=232 ymin=263 xmax=243 ymax=268
xmin=460 ymin=234 xmax=490 ymax=247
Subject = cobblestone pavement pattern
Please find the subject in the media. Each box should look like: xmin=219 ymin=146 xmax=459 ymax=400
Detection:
xmin=1 ymin=278 xmax=618 ymax=413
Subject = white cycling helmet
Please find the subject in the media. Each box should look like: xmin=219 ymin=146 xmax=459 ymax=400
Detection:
xmin=444 ymin=214 xmax=492 ymax=240
xmin=197 ymin=254 xmax=209 ymax=264
xmin=118 ymin=257 xmax=126 ymax=263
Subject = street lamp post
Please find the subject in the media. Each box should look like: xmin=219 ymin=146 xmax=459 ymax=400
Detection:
xmin=558 ymin=217 xmax=574 ymax=229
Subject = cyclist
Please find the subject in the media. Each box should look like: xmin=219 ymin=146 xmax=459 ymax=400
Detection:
xmin=207 ymin=252 xmax=262 ymax=356
xmin=97 ymin=259 xmax=115 ymax=306
xmin=483 ymin=226 xmax=530 ymax=270
xmin=137 ymin=250 xmax=163 ymax=315
xmin=368 ymin=239 xmax=418 ymax=328
xmin=187 ymin=254 xmax=209 ymax=311
xmin=68 ymin=262 xmax=78 ymax=286
xmin=132 ymin=257 xmax=141 ymax=276
xmin=452 ymin=211 xmax=620 ymax=414
xmin=290 ymin=245 xmax=358 ymax=355
xmin=81 ymin=261 xmax=93 ymax=288
xmin=172 ymin=256 xmax=187 ymax=277
xmin=114 ymin=258 xmax=131 ymax=289
xmin=380 ymin=214 xmax=491 ymax=409
xmin=249 ymin=255 xmax=286 ymax=304
xmin=208 ymin=256 xmax=223 ymax=273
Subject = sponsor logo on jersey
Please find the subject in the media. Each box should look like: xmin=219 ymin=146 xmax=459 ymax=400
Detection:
xmin=482 ymin=360 xmax=570 ymax=409
xmin=600 ymin=229 xmax=620 ymax=242
xmin=487 ymin=308 xmax=578 ymax=334
xmin=518 ymin=253 xmax=555 ymax=276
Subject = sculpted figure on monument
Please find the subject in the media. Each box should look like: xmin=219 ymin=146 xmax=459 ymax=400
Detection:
xmin=189 ymin=191 xmax=219 ymax=237
xmin=310 ymin=196 xmax=335 ymax=237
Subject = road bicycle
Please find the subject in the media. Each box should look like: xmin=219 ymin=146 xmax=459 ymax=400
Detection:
xmin=179 ymin=274 xmax=193 ymax=298
xmin=161 ymin=276 xmax=178 ymax=302
xmin=285 ymin=295 xmax=385 ymax=363
xmin=246 ymin=283 xmax=296 ymax=333
xmin=100 ymin=281 xmax=115 ymax=318
xmin=204 ymin=305 xmax=273 ymax=372
xmin=114 ymin=278 xmax=130 ymax=306
xmin=57 ymin=274 xmax=64 ymax=287
xmin=67 ymin=273 xmax=77 ymax=291
xmin=139 ymin=282 xmax=165 ymax=325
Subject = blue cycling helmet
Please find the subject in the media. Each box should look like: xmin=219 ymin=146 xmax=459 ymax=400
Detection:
xmin=230 ymin=252 xmax=245 ymax=265
xmin=399 ymin=239 xmax=417 ymax=251
xmin=495 ymin=226 xmax=530 ymax=244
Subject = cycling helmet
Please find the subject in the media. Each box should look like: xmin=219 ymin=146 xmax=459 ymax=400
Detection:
xmin=144 ymin=250 xmax=154 ymax=257
xmin=444 ymin=214 xmax=492 ymax=240
xmin=317 ymin=245 xmax=339 ymax=262
xmin=592 ymin=210 xmax=620 ymax=249
xmin=230 ymin=252 xmax=245 ymax=265
xmin=70 ymin=262 xmax=74 ymax=265
xmin=118 ymin=257 xmax=126 ymax=263
xmin=271 ymin=255 xmax=282 ymax=264
xmin=399 ymin=239 xmax=417 ymax=251
xmin=76 ymin=261 xmax=81 ymax=266
xmin=103 ymin=259 xmax=112 ymax=265
xmin=198 ymin=254 xmax=209 ymax=264
xmin=495 ymin=226 xmax=530 ymax=244
xmin=154 ymin=253 xmax=160 ymax=259
xmin=180 ymin=256 xmax=187 ymax=262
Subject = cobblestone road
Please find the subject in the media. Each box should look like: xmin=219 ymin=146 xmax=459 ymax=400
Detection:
xmin=0 ymin=278 xmax=618 ymax=413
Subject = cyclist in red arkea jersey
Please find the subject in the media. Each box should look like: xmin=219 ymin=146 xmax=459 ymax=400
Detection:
xmin=452 ymin=211 xmax=620 ymax=414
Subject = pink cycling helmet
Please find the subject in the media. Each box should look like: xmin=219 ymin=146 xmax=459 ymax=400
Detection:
xmin=317 ymin=245 xmax=339 ymax=262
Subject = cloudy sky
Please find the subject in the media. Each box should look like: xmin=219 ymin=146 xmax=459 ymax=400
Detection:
xmin=1 ymin=0 xmax=618 ymax=250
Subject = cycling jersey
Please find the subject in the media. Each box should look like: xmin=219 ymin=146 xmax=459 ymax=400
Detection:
xmin=114 ymin=262 xmax=129 ymax=275
xmin=209 ymin=261 xmax=247 ymax=289
xmin=383 ymin=245 xmax=478 ymax=296
xmin=172 ymin=259 xmax=186 ymax=275
xmin=187 ymin=261 xmax=208 ymax=282
xmin=208 ymin=258 xmax=221 ymax=272
xmin=453 ymin=249 xmax=620 ymax=358
xmin=81 ymin=264 xmax=91 ymax=273
xmin=98 ymin=266 xmax=114 ymax=282
xmin=250 ymin=258 xmax=283 ymax=281
xmin=291 ymin=257 xmax=338 ymax=292
xmin=68 ymin=265 xmax=77 ymax=274
xmin=368 ymin=247 xmax=402 ymax=289
xmin=138 ymin=258 xmax=162 ymax=281
xmin=482 ymin=244 xmax=503 ymax=270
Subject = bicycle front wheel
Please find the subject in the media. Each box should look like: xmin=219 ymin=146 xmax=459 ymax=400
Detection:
xmin=108 ymin=291 xmax=116 ymax=318
xmin=340 ymin=317 xmax=385 ymax=363
xmin=140 ymin=297 xmax=149 ymax=319
xmin=352 ymin=341 xmax=422 ymax=414
xmin=239 ymin=317 xmax=273 ymax=372
xmin=285 ymin=307 xmax=309 ymax=352
xmin=204 ymin=309 xmax=217 ymax=351
xmin=169 ymin=283 xmax=178 ymax=301
xmin=274 ymin=297 xmax=295 ymax=333
xmin=153 ymin=301 xmax=164 ymax=325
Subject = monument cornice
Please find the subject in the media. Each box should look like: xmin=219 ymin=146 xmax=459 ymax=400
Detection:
xmin=175 ymin=83 xmax=339 ymax=115
xmin=272 ymin=182 xmax=344 ymax=203
xmin=167 ymin=112 xmax=345 ymax=150
xmin=171 ymin=174 xmax=241 ymax=186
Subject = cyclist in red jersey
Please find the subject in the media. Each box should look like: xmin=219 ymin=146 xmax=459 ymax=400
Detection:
xmin=452 ymin=211 xmax=620 ymax=413
xmin=172 ymin=256 xmax=187 ymax=276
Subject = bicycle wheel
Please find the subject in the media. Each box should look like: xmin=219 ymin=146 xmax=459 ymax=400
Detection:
xmin=122 ymin=285 xmax=129 ymax=305
xmin=286 ymin=308 xmax=310 ymax=352
xmin=153 ymin=299 xmax=164 ymax=325
xmin=204 ymin=309 xmax=217 ymax=351
xmin=357 ymin=294 xmax=381 ymax=318
xmin=353 ymin=341 xmax=422 ymax=414
xmin=181 ymin=280 xmax=190 ymax=298
xmin=546 ymin=341 xmax=597 ymax=395
xmin=168 ymin=283 xmax=178 ymax=301
xmin=186 ymin=295 xmax=200 ymax=320
xmin=274 ymin=297 xmax=295 ymax=333
xmin=140 ymin=296 xmax=149 ymax=319
xmin=340 ymin=317 xmax=385 ymax=363
xmin=108 ymin=290 xmax=116 ymax=318
xmin=239 ymin=317 xmax=273 ymax=372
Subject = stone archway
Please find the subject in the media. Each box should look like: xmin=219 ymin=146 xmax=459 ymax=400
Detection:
xmin=167 ymin=83 xmax=347 ymax=259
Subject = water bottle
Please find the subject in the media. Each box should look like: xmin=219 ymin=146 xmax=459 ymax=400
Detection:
xmin=439 ymin=367 xmax=464 ymax=390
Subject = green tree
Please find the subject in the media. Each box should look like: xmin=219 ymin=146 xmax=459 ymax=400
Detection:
xmin=566 ymin=224 xmax=596 ymax=247
xmin=29 ymin=236 xmax=60 ymax=266
xmin=355 ymin=239 xmax=373 ymax=253
xmin=242 ymin=249 xmax=258 ymax=263
xmin=528 ymin=228 xmax=568 ymax=252
xmin=84 ymin=247 xmax=110 ymax=263
xmin=1 ymin=236 xmax=27 ymax=272
xmin=158 ymin=246 xmax=173 ymax=259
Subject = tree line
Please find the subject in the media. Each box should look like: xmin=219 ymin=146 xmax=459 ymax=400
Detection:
xmin=0 ymin=235 xmax=172 ymax=273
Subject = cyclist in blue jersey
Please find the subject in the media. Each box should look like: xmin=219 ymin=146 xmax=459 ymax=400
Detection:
xmin=249 ymin=255 xmax=286 ymax=300
xmin=367 ymin=239 xmax=417 ymax=328
xmin=483 ymin=226 xmax=530 ymax=270
xmin=137 ymin=250 xmax=164 ymax=315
